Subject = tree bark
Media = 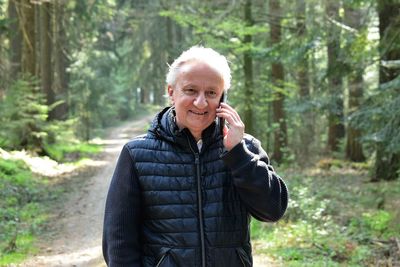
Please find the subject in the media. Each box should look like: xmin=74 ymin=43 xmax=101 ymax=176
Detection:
xmin=52 ymin=0 xmax=69 ymax=120
xmin=346 ymin=74 xmax=365 ymax=161
xmin=373 ymin=0 xmax=400 ymax=181
xmin=166 ymin=16 xmax=174 ymax=65
xmin=344 ymin=3 xmax=365 ymax=162
xmin=140 ymin=87 xmax=150 ymax=104
xmin=326 ymin=0 xmax=345 ymax=152
xmin=269 ymin=0 xmax=287 ymax=163
xmin=40 ymin=2 xmax=54 ymax=119
xmin=8 ymin=0 xmax=22 ymax=79
xmin=296 ymin=0 xmax=314 ymax=165
xmin=152 ymin=16 xmax=170 ymax=105
xmin=21 ymin=0 xmax=36 ymax=76
xmin=243 ymin=0 xmax=254 ymax=135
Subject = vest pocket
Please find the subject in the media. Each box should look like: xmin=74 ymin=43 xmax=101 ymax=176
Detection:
xmin=155 ymin=247 xmax=171 ymax=267
xmin=155 ymin=251 xmax=168 ymax=267
xmin=210 ymin=246 xmax=251 ymax=267
xmin=236 ymin=247 xmax=252 ymax=267
xmin=145 ymin=246 xmax=199 ymax=267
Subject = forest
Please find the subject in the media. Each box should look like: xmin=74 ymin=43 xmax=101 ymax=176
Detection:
xmin=0 ymin=0 xmax=399 ymax=266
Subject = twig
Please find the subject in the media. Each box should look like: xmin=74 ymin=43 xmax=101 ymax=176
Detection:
xmin=325 ymin=14 xmax=358 ymax=34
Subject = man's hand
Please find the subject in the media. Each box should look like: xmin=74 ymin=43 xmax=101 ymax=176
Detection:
xmin=216 ymin=102 xmax=245 ymax=151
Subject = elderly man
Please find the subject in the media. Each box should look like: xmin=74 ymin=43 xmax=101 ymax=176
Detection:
xmin=103 ymin=46 xmax=288 ymax=267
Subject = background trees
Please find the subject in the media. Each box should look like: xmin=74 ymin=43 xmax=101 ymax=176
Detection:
xmin=0 ymin=1 xmax=399 ymax=265
xmin=372 ymin=0 xmax=400 ymax=181
xmin=0 ymin=0 xmax=398 ymax=179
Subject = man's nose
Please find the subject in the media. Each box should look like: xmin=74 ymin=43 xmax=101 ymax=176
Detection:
xmin=193 ymin=93 xmax=208 ymax=109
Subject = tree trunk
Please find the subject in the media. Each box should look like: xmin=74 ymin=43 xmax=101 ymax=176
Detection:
xmin=52 ymin=0 xmax=69 ymax=120
xmin=326 ymin=0 xmax=345 ymax=152
xmin=152 ymin=16 xmax=170 ymax=106
xmin=373 ymin=0 xmax=400 ymax=181
xmin=19 ymin=0 xmax=43 ymax=151
xmin=21 ymin=0 xmax=36 ymax=76
xmin=40 ymin=2 xmax=54 ymax=119
xmin=243 ymin=0 xmax=254 ymax=135
xmin=8 ymin=0 xmax=22 ymax=79
xmin=140 ymin=87 xmax=150 ymax=104
xmin=166 ymin=16 xmax=174 ymax=65
xmin=344 ymin=3 xmax=365 ymax=162
xmin=375 ymin=147 xmax=400 ymax=181
xmin=175 ymin=20 xmax=183 ymax=50
xmin=346 ymin=74 xmax=365 ymax=161
xmin=269 ymin=0 xmax=287 ymax=163
xmin=296 ymin=0 xmax=313 ymax=165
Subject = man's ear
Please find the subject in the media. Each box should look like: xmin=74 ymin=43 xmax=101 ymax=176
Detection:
xmin=167 ymin=86 xmax=174 ymax=103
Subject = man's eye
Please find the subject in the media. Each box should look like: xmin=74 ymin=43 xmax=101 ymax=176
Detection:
xmin=207 ymin=91 xmax=217 ymax=98
xmin=184 ymin=89 xmax=196 ymax=95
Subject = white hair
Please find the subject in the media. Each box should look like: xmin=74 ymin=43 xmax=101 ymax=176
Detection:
xmin=166 ymin=46 xmax=231 ymax=91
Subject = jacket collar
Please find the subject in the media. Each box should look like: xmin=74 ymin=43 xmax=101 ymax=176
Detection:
xmin=149 ymin=107 xmax=222 ymax=152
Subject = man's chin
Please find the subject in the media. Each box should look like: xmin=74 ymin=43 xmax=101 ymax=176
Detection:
xmin=188 ymin=123 xmax=212 ymax=132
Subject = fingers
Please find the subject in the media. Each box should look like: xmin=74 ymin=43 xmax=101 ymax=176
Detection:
xmin=216 ymin=103 xmax=245 ymax=150
xmin=217 ymin=103 xmax=243 ymax=126
xmin=223 ymin=125 xmax=229 ymax=137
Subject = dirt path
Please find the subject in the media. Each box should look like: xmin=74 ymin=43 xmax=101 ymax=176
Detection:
xmin=20 ymin=115 xmax=153 ymax=267
xmin=19 ymin=113 xmax=275 ymax=267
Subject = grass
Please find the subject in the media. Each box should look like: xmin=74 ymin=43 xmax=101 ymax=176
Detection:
xmin=44 ymin=142 xmax=102 ymax=162
xmin=0 ymin=158 xmax=47 ymax=265
xmin=251 ymin=162 xmax=400 ymax=266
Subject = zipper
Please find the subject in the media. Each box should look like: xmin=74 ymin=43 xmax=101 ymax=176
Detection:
xmin=155 ymin=252 xmax=168 ymax=267
xmin=186 ymin=134 xmax=206 ymax=267
xmin=195 ymin=153 xmax=206 ymax=267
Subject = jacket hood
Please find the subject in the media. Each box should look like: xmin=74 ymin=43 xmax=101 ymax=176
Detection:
xmin=149 ymin=107 xmax=222 ymax=150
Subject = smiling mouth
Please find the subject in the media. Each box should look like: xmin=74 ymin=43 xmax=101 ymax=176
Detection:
xmin=190 ymin=110 xmax=208 ymax=115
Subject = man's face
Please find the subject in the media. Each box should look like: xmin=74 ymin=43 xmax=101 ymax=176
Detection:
xmin=168 ymin=61 xmax=225 ymax=140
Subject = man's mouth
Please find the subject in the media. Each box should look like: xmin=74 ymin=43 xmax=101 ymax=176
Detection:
xmin=190 ymin=110 xmax=208 ymax=115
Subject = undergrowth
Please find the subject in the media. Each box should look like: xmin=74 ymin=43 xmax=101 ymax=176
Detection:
xmin=44 ymin=142 xmax=102 ymax=162
xmin=251 ymin=165 xmax=400 ymax=266
xmin=0 ymin=141 xmax=102 ymax=265
xmin=0 ymin=158 xmax=48 ymax=265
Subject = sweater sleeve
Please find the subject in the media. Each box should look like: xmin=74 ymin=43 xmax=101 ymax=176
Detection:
xmin=222 ymin=136 xmax=288 ymax=222
xmin=102 ymin=144 xmax=142 ymax=267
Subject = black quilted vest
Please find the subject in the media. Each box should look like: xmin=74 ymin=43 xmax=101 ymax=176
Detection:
xmin=127 ymin=107 xmax=252 ymax=267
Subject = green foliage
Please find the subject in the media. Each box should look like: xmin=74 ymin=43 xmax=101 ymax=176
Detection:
xmin=0 ymin=158 xmax=47 ymax=263
xmin=251 ymin=167 xmax=400 ymax=266
xmin=349 ymin=210 xmax=397 ymax=240
xmin=0 ymin=18 xmax=7 ymax=32
xmin=0 ymin=77 xmax=49 ymax=152
xmin=351 ymin=73 xmax=400 ymax=154
xmin=44 ymin=142 xmax=102 ymax=162
xmin=0 ymin=234 xmax=36 ymax=266
xmin=2 ymin=1 xmax=400 ymax=265
xmin=68 ymin=42 xmax=137 ymax=140
xmin=37 ymin=110 xmax=103 ymax=162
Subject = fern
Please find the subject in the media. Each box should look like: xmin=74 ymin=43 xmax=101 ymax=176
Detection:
xmin=0 ymin=76 xmax=48 ymax=152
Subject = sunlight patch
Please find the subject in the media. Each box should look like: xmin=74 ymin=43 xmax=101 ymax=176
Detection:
xmin=0 ymin=148 xmax=106 ymax=177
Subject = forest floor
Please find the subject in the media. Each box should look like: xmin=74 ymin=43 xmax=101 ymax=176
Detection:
xmin=18 ymin=113 xmax=276 ymax=267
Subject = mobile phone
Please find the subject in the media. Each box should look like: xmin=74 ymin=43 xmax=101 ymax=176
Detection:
xmin=219 ymin=92 xmax=227 ymax=134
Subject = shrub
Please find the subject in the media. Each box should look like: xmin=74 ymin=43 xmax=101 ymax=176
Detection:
xmin=0 ymin=76 xmax=49 ymax=152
